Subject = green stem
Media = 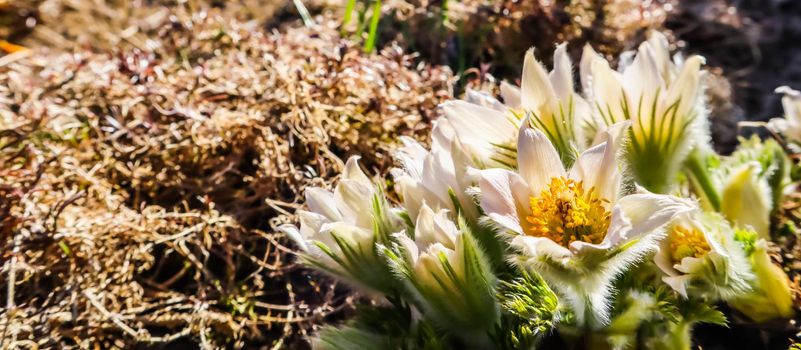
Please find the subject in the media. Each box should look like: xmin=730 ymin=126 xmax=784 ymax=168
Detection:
xmin=683 ymin=149 xmax=721 ymax=211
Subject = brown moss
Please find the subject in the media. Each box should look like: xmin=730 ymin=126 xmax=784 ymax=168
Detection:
xmin=0 ymin=9 xmax=453 ymax=347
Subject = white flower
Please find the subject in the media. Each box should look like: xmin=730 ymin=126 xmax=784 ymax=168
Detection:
xmin=580 ymin=32 xmax=708 ymax=193
xmin=279 ymin=156 xmax=399 ymax=292
xmin=769 ymin=86 xmax=801 ymax=144
xmin=654 ymin=211 xmax=752 ymax=300
xmin=438 ymin=99 xmax=519 ymax=169
xmin=475 ymin=121 xmax=692 ymax=327
xmin=501 ymin=44 xmax=591 ymax=162
xmin=391 ymin=128 xmax=478 ymax=221
xmin=387 ymin=204 xmax=498 ymax=334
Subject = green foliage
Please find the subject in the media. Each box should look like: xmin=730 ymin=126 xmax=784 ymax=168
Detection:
xmin=364 ymin=0 xmax=382 ymax=53
xmin=733 ymin=227 xmax=758 ymax=256
xmin=315 ymin=301 xmax=447 ymax=350
xmin=339 ymin=0 xmax=384 ymax=53
xmin=493 ymin=271 xmax=560 ymax=349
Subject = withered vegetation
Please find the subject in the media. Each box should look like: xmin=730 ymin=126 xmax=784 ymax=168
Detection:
xmin=0 ymin=8 xmax=452 ymax=348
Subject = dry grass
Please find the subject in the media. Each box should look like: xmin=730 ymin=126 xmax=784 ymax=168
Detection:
xmin=0 ymin=7 xmax=452 ymax=348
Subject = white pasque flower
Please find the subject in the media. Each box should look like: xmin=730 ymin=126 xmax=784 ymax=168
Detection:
xmin=580 ymin=32 xmax=708 ymax=193
xmin=768 ymin=86 xmax=801 ymax=144
xmin=388 ymin=204 xmax=498 ymax=333
xmin=438 ymin=97 xmax=519 ymax=169
xmin=280 ymin=156 xmax=399 ymax=292
xmin=435 ymin=44 xmax=592 ymax=172
xmin=499 ymin=43 xmax=591 ymax=162
xmin=391 ymin=122 xmax=478 ymax=221
xmin=475 ymin=121 xmax=693 ymax=327
xmin=654 ymin=211 xmax=752 ymax=300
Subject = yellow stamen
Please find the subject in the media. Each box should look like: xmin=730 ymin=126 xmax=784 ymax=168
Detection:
xmin=669 ymin=225 xmax=711 ymax=263
xmin=525 ymin=177 xmax=610 ymax=246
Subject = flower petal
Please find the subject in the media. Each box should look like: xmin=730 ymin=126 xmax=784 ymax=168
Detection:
xmin=615 ymin=191 xmax=695 ymax=239
xmin=550 ymin=43 xmax=574 ymax=105
xmin=305 ymin=187 xmax=342 ymax=222
xmin=511 ymin=235 xmax=572 ymax=261
xmin=521 ymin=48 xmax=557 ymax=112
xmin=334 ymin=178 xmax=375 ymax=228
xmin=569 ymin=121 xmax=628 ymax=202
xmin=465 ymin=89 xmax=507 ymax=111
xmin=415 ymin=204 xmax=458 ymax=249
xmin=664 ymin=55 xmax=704 ymax=121
xmin=278 ymin=224 xmax=308 ymax=252
xmin=517 ymin=125 xmax=565 ymax=193
xmin=342 ymin=156 xmax=372 ymax=188
xmin=622 ymin=42 xmax=664 ymax=118
xmin=441 ymin=100 xmax=517 ymax=166
xmin=500 ymin=81 xmax=522 ymax=108
xmin=441 ymin=100 xmax=516 ymax=145
xmin=475 ymin=168 xmax=532 ymax=234
xmin=589 ymin=56 xmax=626 ymax=125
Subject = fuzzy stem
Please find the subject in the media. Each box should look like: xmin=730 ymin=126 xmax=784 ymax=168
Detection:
xmin=683 ymin=149 xmax=721 ymax=211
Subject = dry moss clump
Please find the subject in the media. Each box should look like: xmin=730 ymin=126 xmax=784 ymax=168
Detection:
xmin=0 ymin=8 xmax=452 ymax=348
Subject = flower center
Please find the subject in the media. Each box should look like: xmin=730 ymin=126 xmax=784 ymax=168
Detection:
xmin=525 ymin=177 xmax=610 ymax=247
xmin=669 ymin=225 xmax=711 ymax=263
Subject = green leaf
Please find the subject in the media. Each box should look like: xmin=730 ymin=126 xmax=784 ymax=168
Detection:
xmin=363 ymin=0 xmax=382 ymax=54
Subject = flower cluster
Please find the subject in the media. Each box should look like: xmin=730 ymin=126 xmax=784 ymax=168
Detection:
xmin=281 ymin=32 xmax=798 ymax=349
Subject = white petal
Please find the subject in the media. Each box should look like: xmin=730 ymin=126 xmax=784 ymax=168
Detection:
xmin=590 ymin=58 xmax=626 ymax=125
xmin=278 ymin=224 xmax=308 ymax=252
xmin=579 ymin=44 xmax=604 ymax=97
xmin=320 ymin=221 xmax=374 ymax=251
xmin=779 ymin=86 xmax=801 ymax=121
xmin=647 ymin=31 xmax=672 ymax=80
xmin=776 ymin=86 xmax=801 ymax=142
xmin=342 ymin=156 xmax=372 ymax=188
xmin=395 ymin=136 xmax=427 ymax=176
xmin=622 ymin=43 xmax=664 ymax=118
xmin=395 ymin=232 xmax=420 ymax=264
xmin=415 ymin=204 xmax=458 ymax=249
xmin=517 ymin=125 xmax=565 ymax=192
xmin=297 ymin=210 xmax=330 ymax=240
xmin=569 ymin=121 xmax=628 ymax=202
xmin=615 ymin=192 xmax=695 ymax=239
xmin=334 ymin=178 xmax=375 ymax=228
xmin=521 ymin=48 xmax=557 ymax=112
xmin=431 ymin=118 xmax=457 ymax=152
xmin=663 ymin=275 xmax=693 ymax=298
xmin=475 ymin=168 xmax=532 ymax=234
xmin=574 ymin=192 xmax=693 ymax=255
xmin=653 ymin=236 xmax=678 ymax=277
xmin=664 ymin=55 xmax=704 ymax=120
xmin=394 ymin=174 xmax=427 ymax=220
xmin=500 ymin=81 xmax=522 ymax=108
xmin=465 ymin=89 xmax=507 ymax=111
xmin=569 ymin=205 xmax=630 ymax=254
xmin=550 ymin=43 xmax=574 ymax=105
xmin=305 ymin=187 xmax=342 ymax=222
xmin=441 ymin=100 xmax=517 ymax=160
xmin=420 ymin=150 xmax=458 ymax=209
xmin=512 ymin=235 xmax=572 ymax=260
